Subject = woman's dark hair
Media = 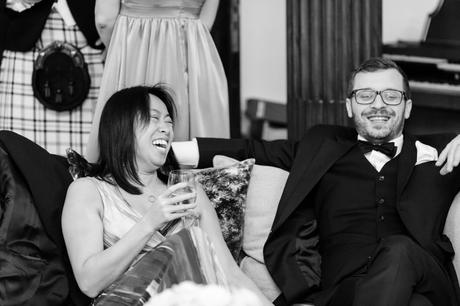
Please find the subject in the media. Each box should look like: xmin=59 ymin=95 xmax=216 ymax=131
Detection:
xmin=91 ymin=85 xmax=179 ymax=194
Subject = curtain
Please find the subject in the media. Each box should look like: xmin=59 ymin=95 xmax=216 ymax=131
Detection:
xmin=286 ymin=0 xmax=382 ymax=140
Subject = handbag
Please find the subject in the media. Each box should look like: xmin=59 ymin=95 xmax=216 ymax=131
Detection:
xmin=32 ymin=41 xmax=90 ymax=111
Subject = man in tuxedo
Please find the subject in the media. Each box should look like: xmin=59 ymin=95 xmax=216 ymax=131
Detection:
xmin=174 ymin=57 xmax=460 ymax=306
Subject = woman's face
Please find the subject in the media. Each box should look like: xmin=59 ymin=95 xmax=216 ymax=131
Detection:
xmin=134 ymin=94 xmax=174 ymax=173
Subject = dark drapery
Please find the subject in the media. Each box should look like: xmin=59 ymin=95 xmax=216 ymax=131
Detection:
xmin=211 ymin=0 xmax=241 ymax=138
xmin=286 ymin=0 xmax=382 ymax=140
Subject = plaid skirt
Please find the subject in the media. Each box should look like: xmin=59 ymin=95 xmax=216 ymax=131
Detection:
xmin=0 ymin=9 xmax=104 ymax=156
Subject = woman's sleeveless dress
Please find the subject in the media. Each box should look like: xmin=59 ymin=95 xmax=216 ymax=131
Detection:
xmin=88 ymin=177 xmax=181 ymax=254
xmin=95 ymin=0 xmax=229 ymax=141
xmin=86 ymin=177 xmax=229 ymax=304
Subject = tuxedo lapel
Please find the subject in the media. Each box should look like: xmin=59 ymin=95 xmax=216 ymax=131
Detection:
xmin=272 ymin=134 xmax=356 ymax=231
xmin=396 ymin=134 xmax=417 ymax=200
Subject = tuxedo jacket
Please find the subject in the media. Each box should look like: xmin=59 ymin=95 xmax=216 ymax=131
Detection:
xmin=196 ymin=125 xmax=460 ymax=306
xmin=0 ymin=0 xmax=100 ymax=58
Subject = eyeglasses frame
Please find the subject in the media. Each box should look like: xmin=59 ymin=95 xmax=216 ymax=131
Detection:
xmin=349 ymin=88 xmax=407 ymax=106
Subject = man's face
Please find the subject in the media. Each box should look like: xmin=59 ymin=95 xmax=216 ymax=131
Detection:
xmin=345 ymin=69 xmax=412 ymax=144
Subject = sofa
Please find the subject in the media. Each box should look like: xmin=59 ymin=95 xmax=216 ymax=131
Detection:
xmin=1 ymin=130 xmax=460 ymax=306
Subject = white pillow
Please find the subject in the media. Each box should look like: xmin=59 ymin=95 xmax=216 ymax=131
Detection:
xmin=444 ymin=191 xmax=460 ymax=275
xmin=243 ymin=163 xmax=288 ymax=263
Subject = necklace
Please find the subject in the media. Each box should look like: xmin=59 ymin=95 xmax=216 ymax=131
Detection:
xmin=116 ymin=186 xmax=157 ymax=209
xmin=147 ymin=194 xmax=157 ymax=203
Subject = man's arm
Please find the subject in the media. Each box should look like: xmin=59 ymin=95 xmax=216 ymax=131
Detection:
xmin=94 ymin=0 xmax=119 ymax=50
xmin=199 ymin=0 xmax=219 ymax=30
xmin=172 ymin=137 xmax=298 ymax=170
xmin=436 ymin=135 xmax=460 ymax=175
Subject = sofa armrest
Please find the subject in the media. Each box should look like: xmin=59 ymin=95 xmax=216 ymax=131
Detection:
xmin=444 ymin=191 xmax=460 ymax=275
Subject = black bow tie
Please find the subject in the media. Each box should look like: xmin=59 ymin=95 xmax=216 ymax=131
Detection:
xmin=358 ymin=140 xmax=397 ymax=158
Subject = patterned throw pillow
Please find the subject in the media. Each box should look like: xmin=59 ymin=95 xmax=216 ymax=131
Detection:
xmin=66 ymin=148 xmax=92 ymax=179
xmin=195 ymin=158 xmax=255 ymax=262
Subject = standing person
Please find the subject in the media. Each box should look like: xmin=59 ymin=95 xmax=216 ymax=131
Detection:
xmin=172 ymin=57 xmax=460 ymax=305
xmin=86 ymin=0 xmax=230 ymax=163
xmin=0 ymin=0 xmax=104 ymax=155
xmin=62 ymin=85 xmax=271 ymax=305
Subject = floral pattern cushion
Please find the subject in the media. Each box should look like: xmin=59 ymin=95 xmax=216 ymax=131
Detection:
xmin=195 ymin=158 xmax=255 ymax=262
xmin=66 ymin=148 xmax=92 ymax=179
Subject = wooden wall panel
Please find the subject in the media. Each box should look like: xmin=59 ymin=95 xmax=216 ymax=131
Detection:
xmin=287 ymin=0 xmax=382 ymax=140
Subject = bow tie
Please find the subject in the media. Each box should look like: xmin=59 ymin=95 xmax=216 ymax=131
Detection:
xmin=358 ymin=140 xmax=397 ymax=158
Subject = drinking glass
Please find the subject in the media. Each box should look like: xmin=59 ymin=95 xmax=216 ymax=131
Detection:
xmin=167 ymin=170 xmax=199 ymax=227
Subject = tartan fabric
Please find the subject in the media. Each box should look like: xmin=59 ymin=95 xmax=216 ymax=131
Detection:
xmin=0 ymin=9 xmax=103 ymax=156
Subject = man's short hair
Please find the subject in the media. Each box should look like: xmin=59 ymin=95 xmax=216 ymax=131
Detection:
xmin=347 ymin=57 xmax=411 ymax=100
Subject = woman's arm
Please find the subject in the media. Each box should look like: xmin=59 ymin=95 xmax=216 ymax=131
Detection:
xmin=86 ymin=102 xmax=103 ymax=162
xmin=87 ymin=0 xmax=120 ymax=161
xmin=199 ymin=0 xmax=219 ymax=30
xmin=62 ymin=179 xmax=196 ymax=297
xmin=94 ymin=0 xmax=120 ymax=50
xmin=196 ymin=187 xmax=273 ymax=305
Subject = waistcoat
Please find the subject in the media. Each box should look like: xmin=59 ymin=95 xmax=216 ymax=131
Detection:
xmin=315 ymin=145 xmax=408 ymax=249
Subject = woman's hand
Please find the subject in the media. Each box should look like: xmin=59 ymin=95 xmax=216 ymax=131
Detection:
xmin=143 ymin=182 xmax=197 ymax=229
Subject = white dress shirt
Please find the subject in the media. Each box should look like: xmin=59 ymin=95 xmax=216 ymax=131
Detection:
xmin=7 ymin=0 xmax=76 ymax=26
xmin=358 ymin=135 xmax=403 ymax=172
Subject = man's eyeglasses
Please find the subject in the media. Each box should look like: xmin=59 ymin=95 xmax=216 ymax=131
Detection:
xmin=349 ymin=89 xmax=407 ymax=106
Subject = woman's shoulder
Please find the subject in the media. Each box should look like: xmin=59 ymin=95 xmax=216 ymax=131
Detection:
xmin=66 ymin=176 xmax=105 ymax=199
xmin=69 ymin=176 xmax=98 ymax=188
xmin=63 ymin=176 xmax=114 ymax=217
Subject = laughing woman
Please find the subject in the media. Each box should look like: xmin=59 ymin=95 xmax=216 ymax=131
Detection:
xmin=61 ymin=85 xmax=272 ymax=305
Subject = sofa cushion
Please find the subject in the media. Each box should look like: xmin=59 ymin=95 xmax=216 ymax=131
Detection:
xmin=243 ymin=163 xmax=289 ymax=263
xmin=444 ymin=191 xmax=460 ymax=274
xmin=240 ymin=256 xmax=281 ymax=302
xmin=211 ymin=156 xmax=289 ymax=301
xmin=196 ymin=157 xmax=255 ymax=261
xmin=212 ymin=155 xmax=289 ymax=263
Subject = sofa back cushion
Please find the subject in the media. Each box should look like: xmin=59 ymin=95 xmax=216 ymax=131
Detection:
xmin=243 ymin=163 xmax=289 ymax=263
xmin=444 ymin=190 xmax=460 ymax=275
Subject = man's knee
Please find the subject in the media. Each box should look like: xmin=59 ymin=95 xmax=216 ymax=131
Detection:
xmin=378 ymin=235 xmax=419 ymax=261
xmin=409 ymin=293 xmax=433 ymax=306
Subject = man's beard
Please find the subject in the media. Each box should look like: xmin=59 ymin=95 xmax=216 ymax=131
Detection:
xmin=353 ymin=108 xmax=404 ymax=143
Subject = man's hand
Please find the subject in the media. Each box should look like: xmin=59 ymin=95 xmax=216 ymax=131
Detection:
xmin=436 ymin=135 xmax=460 ymax=175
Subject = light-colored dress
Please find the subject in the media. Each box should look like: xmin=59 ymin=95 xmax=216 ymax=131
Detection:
xmin=96 ymin=0 xmax=229 ymax=140
xmin=87 ymin=177 xmax=181 ymax=254
xmin=86 ymin=176 xmax=229 ymax=305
